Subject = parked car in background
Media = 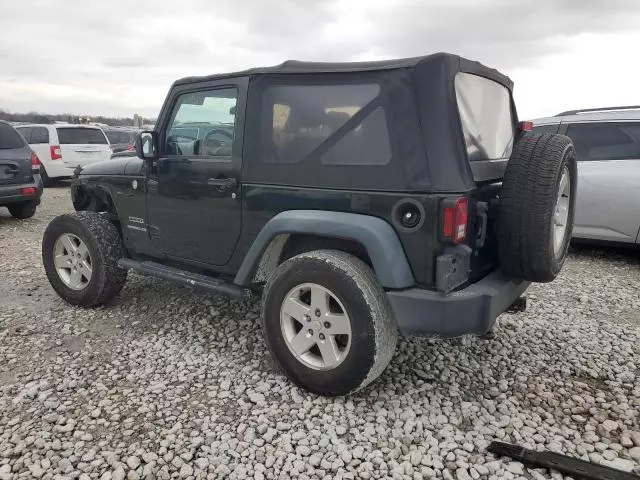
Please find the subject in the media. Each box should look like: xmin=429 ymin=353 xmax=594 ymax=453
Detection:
xmin=0 ymin=120 xmax=43 ymax=219
xmin=533 ymin=106 xmax=640 ymax=246
xmin=104 ymin=127 xmax=140 ymax=153
xmin=110 ymin=150 xmax=137 ymax=159
xmin=15 ymin=124 xmax=111 ymax=185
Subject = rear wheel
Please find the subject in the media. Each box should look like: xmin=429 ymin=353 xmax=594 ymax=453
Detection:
xmin=499 ymin=133 xmax=577 ymax=282
xmin=262 ymin=250 xmax=397 ymax=396
xmin=40 ymin=166 xmax=52 ymax=187
xmin=8 ymin=200 xmax=37 ymax=219
xmin=42 ymin=212 xmax=128 ymax=306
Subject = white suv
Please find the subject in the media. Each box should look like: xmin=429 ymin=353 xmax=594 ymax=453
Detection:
xmin=15 ymin=124 xmax=112 ymax=185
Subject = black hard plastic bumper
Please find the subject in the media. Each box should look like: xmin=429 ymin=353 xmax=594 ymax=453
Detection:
xmin=0 ymin=179 xmax=43 ymax=206
xmin=387 ymin=271 xmax=530 ymax=338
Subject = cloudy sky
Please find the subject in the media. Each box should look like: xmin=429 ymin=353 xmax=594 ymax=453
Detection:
xmin=1 ymin=0 xmax=639 ymax=120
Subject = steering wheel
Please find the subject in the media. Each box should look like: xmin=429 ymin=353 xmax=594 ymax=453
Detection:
xmin=200 ymin=129 xmax=234 ymax=156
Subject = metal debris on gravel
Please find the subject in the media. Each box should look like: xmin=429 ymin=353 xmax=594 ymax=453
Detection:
xmin=1 ymin=187 xmax=639 ymax=480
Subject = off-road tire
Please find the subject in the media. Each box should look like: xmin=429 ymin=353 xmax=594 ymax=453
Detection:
xmin=8 ymin=200 xmax=37 ymax=219
xmin=262 ymin=250 xmax=397 ymax=396
xmin=499 ymin=132 xmax=577 ymax=282
xmin=42 ymin=212 xmax=128 ymax=306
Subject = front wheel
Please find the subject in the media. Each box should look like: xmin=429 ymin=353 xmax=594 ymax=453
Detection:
xmin=262 ymin=250 xmax=398 ymax=396
xmin=42 ymin=212 xmax=128 ymax=306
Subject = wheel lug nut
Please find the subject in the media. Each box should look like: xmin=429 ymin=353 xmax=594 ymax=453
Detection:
xmin=319 ymin=333 xmax=325 ymax=340
xmin=315 ymin=309 xmax=321 ymax=317
xmin=304 ymin=315 xmax=311 ymax=322
xmin=324 ymin=322 xmax=331 ymax=329
xmin=308 ymin=329 xmax=314 ymax=336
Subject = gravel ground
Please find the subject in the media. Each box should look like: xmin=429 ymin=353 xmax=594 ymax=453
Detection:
xmin=1 ymin=186 xmax=639 ymax=480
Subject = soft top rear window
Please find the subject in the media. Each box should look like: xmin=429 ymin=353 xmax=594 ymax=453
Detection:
xmin=455 ymin=72 xmax=514 ymax=162
xmin=57 ymin=127 xmax=108 ymax=145
xmin=0 ymin=123 xmax=26 ymax=149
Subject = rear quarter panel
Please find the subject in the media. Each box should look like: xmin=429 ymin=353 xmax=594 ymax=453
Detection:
xmin=225 ymin=185 xmax=443 ymax=288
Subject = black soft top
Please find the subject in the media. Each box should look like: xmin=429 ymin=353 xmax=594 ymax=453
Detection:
xmin=170 ymin=52 xmax=516 ymax=192
xmin=174 ymin=52 xmax=513 ymax=91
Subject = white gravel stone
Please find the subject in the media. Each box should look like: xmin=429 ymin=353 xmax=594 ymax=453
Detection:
xmin=600 ymin=420 xmax=619 ymax=435
xmin=601 ymin=458 xmax=635 ymax=472
xmin=179 ymin=463 xmax=193 ymax=477
xmin=112 ymin=467 xmax=126 ymax=480
xmin=456 ymin=467 xmax=472 ymax=480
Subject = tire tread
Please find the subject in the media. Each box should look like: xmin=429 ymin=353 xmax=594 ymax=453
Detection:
xmin=499 ymin=132 xmax=577 ymax=282
xmin=42 ymin=212 xmax=127 ymax=306
xmin=262 ymin=249 xmax=397 ymax=396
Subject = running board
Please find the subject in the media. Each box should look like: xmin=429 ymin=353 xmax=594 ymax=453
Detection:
xmin=487 ymin=442 xmax=639 ymax=480
xmin=117 ymin=259 xmax=248 ymax=299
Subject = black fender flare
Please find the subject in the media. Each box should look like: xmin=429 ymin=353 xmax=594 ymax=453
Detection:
xmin=234 ymin=210 xmax=415 ymax=289
xmin=71 ymin=181 xmax=114 ymax=212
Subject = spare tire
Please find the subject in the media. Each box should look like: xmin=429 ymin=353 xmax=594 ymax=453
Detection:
xmin=498 ymin=132 xmax=577 ymax=282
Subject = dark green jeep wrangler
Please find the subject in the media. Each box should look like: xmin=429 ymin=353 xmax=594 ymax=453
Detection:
xmin=42 ymin=53 xmax=577 ymax=395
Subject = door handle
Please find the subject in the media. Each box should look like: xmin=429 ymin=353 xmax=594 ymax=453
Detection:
xmin=207 ymin=177 xmax=237 ymax=189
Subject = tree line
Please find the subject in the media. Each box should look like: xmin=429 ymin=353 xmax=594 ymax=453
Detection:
xmin=0 ymin=109 xmax=155 ymax=127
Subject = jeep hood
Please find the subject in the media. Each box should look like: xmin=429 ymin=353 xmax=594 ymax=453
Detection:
xmin=78 ymin=156 xmax=143 ymax=176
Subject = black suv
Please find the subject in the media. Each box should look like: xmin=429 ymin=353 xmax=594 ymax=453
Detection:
xmin=0 ymin=121 xmax=43 ymax=219
xmin=42 ymin=53 xmax=577 ymax=395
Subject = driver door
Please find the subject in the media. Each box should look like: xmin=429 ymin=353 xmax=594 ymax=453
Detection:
xmin=146 ymin=80 xmax=245 ymax=266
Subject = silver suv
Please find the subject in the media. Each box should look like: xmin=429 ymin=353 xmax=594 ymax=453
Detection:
xmin=533 ymin=106 xmax=640 ymax=246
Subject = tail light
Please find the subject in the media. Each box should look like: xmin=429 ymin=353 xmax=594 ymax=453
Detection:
xmin=31 ymin=152 xmax=41 ymax=169
xmin=520 ymin=121 xmax=533 ymax=132
xmin=441 ymin=197 xmax=469 ymax=244
xmin=126 ymin=144 xmax=135 ymax=152
xmin=50 ymin=145 xmax=62 ymax=160
xmin=21 ymin=187 xmax=37 ymax=196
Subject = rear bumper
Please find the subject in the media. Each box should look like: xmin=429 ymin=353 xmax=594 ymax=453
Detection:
xmin=0 ymin=178 xmax=43 ymax=205
xmin=386 ymin=271 xmax=530 ymax=338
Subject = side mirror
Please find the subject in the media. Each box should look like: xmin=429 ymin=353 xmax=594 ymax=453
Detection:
xmin=136 ymin=131 xmax=158 ymax=160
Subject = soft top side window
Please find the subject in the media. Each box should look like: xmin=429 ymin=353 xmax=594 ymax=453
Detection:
xmin=164 ymin=88 xmax=238 ymax=158
xmin=260 ymin=83 xmax=381 ymax=164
